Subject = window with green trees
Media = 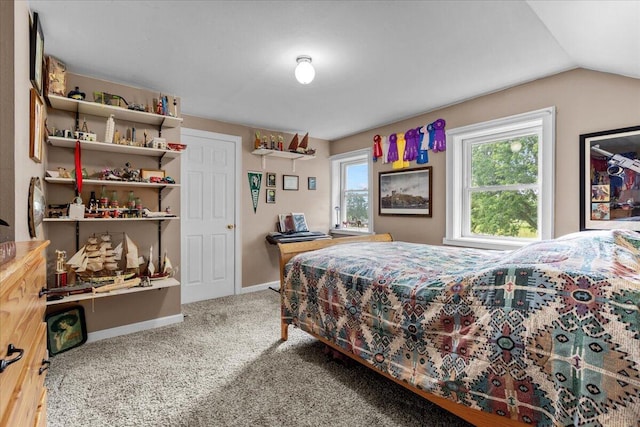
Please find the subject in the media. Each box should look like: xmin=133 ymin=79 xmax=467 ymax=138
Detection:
xmin=445 ymin=108 xmax=555 ymax=250
xmin=331 ymin=149 xmax=372 ymax=233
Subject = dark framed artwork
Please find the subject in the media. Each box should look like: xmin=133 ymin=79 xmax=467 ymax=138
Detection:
xmin=266 ymin=172 xmax=276 ymax=188
xmin=30 ymin=12 xmax=44 ymax=94
xmin=46 ymin=306 xmax=87 ymax=356
xmin=283 ymin=174 xmax=299 ymax=191
xmin=30 ymin=88 xmax=44 ymax=162
xmin=266 ymin=188 xmax=276 ymax=203
xmin=379 ymin=166 xmax=432 ymax=216
xmin=308 ymin=176 xmax=316 ymax=190
xmin=580 ymin=125 xmax=640 ymax=231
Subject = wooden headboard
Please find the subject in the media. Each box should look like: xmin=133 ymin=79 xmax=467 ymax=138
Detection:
xmin=276 ymin=233 xmax=393 ymax=285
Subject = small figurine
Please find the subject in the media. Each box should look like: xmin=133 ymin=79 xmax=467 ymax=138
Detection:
xmin=254 ymin=131 xmax=261 ymax=150
xmin=54 ymin=250 xmax=67 ymax=287
xmin=67 ymin=86 xmax=85 ymax=100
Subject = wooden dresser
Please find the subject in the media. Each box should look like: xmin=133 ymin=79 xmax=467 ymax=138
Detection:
xmin=0 ymin=241 xmax=49 ymax=427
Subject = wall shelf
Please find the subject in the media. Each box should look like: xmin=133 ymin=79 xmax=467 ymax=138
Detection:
xmin=43 ymin=217 xmax=179 ymax=222
xmin=47 ymin=94 xmax=183 ymax=128
xmin=46 ymin=277 xmax=180 ymax=306
xmin=48 ymin=136 xmax=183 ymax=159
xmin=251 ymin=148 xmax=315 ymax=171
xmin=44 ymin=177 xmax=180 ymax=189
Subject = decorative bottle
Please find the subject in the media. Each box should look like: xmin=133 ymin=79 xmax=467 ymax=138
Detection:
xmin=89 ymin=191 xmax=98 ymax=213
xmin=100 ymin=186 xmax=109 ymax=209
xmin=111 ymin=190 xmax=119 ymax=208
xmin=105 ymin=114 xmax=115 ymax=144
xmin=128 ymin=191 xmax=136 ymax=210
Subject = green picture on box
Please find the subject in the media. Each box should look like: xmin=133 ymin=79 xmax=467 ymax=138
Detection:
xmin=46 ymin=306 xmax=87 ymax=355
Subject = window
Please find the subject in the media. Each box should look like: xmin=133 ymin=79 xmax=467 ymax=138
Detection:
xmin=330 ymin=149 xmax=373 ymax=233
xmin=444 ymin=107 xmax=555 ymax=250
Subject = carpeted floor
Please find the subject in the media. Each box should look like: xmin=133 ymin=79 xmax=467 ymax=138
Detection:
xmin=45 ymin=290 xmax=472 ymax=427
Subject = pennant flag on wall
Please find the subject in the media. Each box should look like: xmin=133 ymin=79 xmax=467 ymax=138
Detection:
xmin=248 ymin=171 xmax=262 ymax=213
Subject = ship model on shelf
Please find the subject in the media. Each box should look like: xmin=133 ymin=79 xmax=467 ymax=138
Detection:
xmin=288 ymin=133 xmax=314 ymax=155
xmin=43 ymin=232 xmax=174 ymax=300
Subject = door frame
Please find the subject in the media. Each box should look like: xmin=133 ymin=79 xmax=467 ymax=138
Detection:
xmin=180 ymin=127 xmax=242 ymax=298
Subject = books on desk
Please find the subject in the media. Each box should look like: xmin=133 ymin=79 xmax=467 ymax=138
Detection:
xmin=266 ymin=231 xmax=331 ymax=244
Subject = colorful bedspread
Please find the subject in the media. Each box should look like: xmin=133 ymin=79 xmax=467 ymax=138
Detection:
xmin=281 ymin=230 xmax=640 ymax=426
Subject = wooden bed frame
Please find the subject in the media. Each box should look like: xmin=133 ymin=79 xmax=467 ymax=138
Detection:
xmin=278 ymin=234 xmax=527 ymax=427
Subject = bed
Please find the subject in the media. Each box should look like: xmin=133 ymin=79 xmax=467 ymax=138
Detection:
xmin=278 ymin=230 xmax=640 ymax=427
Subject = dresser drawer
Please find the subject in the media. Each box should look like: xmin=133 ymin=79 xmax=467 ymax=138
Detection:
xmin=0 ymin=256 xmax=46 ymax=348
xmin=0 ymin=323 xmax=48 ymax=427
xmin=33 ymin=388 xmax=47 ymax=427
xmin=0 ymin=241 xmax=48 ymax=426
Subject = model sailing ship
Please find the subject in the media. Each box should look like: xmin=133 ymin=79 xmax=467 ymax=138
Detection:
xmin=45 ymin=232 xmax=174 ymax=298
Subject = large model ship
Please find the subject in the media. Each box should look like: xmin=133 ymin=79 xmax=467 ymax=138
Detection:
xmin=66 ymin=232 xmax=141 ymax=283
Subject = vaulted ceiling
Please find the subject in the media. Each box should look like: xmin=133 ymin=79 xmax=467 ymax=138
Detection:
xmin=29 ymin=1 xmax=640 ymax=140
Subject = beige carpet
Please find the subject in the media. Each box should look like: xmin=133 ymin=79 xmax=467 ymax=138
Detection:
xmin=45 ymin=290 xmax=472 ymax=427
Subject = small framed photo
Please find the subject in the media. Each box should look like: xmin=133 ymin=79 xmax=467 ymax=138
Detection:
xmin=279 ymin=213 xmax=295 ymax=232
xmin=141 ymin=169 xmax=166 ymax=180
xmin=591 ymin=184 xmax=610 ymax=202
xmin=308 ymin=177 xmax=316 ymax=190
xmin=30 ymin=88 xmax=44 ymax=162
xmin=283 ymin=175 xmax=299 ymax=191
xmin=266 ymin=189 xmax=276 ymax=203
xmin=292 ymin=212 xmax=308 ymax=232
xmin=266 ymin=172 xmax=276 ymax=188
xmin=46 ymin=306 xmax=87 ymax=356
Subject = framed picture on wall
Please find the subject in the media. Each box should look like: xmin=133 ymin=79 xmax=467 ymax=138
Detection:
xmin=379 ymin=167 xmax=432 ymax=216
xmin=283 ymin=175 xmax=299 ymax=191
xmin=266 ymin=189 xmax=276 ymax=203
xmin=580 ymin=125 xmax=640 ymax=231
xmin=266 ymin=172 xmax=276 ymax=188
xmin=308 ymin=177 xmax=316 ymax=190
xmin=30 ymin=12 xmax=44 ymax=94
xmin=29 ymin=88 xmax=44 ymax=163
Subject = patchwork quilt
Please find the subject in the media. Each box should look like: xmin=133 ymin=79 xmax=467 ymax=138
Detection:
xmin=281 ymin=230 xmax=640 ymax=426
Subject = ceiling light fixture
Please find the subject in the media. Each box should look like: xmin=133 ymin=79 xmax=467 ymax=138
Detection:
xmin=295 ymin=55 xmax=315 ymax=84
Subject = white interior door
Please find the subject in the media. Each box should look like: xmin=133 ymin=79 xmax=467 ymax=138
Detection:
xmin=181 ymin=128 xmax=239 ymax=304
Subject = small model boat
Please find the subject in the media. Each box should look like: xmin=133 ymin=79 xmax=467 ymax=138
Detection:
xmin=296 ymin=132 xmax=313 ymax=154
xmin=146 ymin=248 xmax=175 ymax=281
xmin=288 ymin=134 xmax=299 ymax=152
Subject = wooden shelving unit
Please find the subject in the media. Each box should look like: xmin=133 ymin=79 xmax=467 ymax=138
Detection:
xmin=45 ymin=88 xmax=183 ymax=300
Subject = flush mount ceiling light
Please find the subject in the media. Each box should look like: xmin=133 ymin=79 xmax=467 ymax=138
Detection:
xmin=295 ymin=55 xmax=315 ymax=84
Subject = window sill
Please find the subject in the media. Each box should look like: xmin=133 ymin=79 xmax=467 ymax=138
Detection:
xmin=330 ymin=228 xmax=373 ymax=237
xmin=442 ymin=237 xmax=531 ymax=251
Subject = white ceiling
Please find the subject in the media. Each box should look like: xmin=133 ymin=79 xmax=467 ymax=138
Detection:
xmin=28 ymin=0 xmax=640 ymax=141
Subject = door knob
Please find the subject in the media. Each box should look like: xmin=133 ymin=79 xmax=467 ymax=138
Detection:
xmin=227 ymin=224 xmax=235 ymax=229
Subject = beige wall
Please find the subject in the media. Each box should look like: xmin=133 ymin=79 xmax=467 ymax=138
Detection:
xmin=0 ymin=0 xmax=15 ymax=242
xmin=8 ymin=2 xmax=46 ymax=242
xmin=332 ymin=69 xmax=640 ymax=244
xmin=182 ymin=116 xmax=331 ymax=288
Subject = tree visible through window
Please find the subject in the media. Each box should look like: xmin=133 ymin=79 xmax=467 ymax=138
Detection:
xmin=469 ymin=134 xmax=538 ymax=237
xmin=445 ymin=107 xmax=555 ymax=250
xmin=331 ymin=149 xmax=372 ymax=233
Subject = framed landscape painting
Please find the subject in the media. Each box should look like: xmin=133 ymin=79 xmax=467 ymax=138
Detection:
xmin=379 ymin=167 xmax=432 ymax=216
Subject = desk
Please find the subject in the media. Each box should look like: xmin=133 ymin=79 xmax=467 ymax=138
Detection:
xmin=266 ymin=231 xmax=331 ymax=245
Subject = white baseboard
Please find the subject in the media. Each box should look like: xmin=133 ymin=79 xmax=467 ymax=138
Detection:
xmin=239 ymin=280 xmax=279 ymax=294
xmin=86 ymin=313 xmax=184 ymax=343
